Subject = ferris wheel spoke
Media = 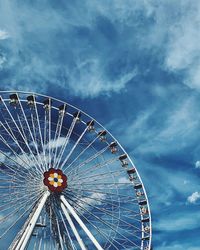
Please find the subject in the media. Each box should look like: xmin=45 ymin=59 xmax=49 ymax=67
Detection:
xmin=0 ymin=150 xmax=41 ymax=182
xmin=68 ymin=156 xmax=119 ymax=182
xmin=67 ymin=197 xmax=141 ymax=248
xmin=0 ymin=168 xmax=38 ymax=186
xmin=66 ymin=187 xmax=139 ymax=204
xmin=30 ymin=113 xmax=45 ymax=165
xmin=65 ymin=196 xmax=141 ymax=249
xmin=66 ymin=203 xmax=122 ymax=250
xmin=0 ymin=100 xmax=43 ymax=174
xmin=59 ymin=211 xmax=77 ymax=250
xmin=55 ymin=216 xmax=64 ymax=250
xmin=1 ymin=189 xmax=42 ymax=206
xmin=64 ymin=189 xmax=140 ymax=216
xmin=0 ymin=133 xmax=28 ymax=166
xmin=51 ymin=115 xmax=64 ymax=165
xmin=68 ymin=160 xmax=123 ymax=184
xmin=51 ymin=114 xmax=65 ymax=168
xmin=9 ymin=191 xmax=49 ymax=250
xmin=0 ymin=135 xmax=39 ymax=180
xmin=0 ymin=188 xmax=43 ymax=209
xmin=0 ymin=152 xmax=39 ymax=182
xmin=41 ymin=102 xmax=52 ymax=170
xmin=0 ymin=174 xmax=25 ymax=187
xmin=0 ymin=188 xmax=43 ymax=218
xmin=65 ymin=144 xmax=109 ymax=175
xmin=32 ymin=97 xmax=48 ymax=170
xmin=0 ymin=194 xmax=44 ymax=241
xmin=0 ymin=121 xmax=38 ymax=174
xmin=64 ymin=193 xmax=141 ymax=232
xmin=64 ymin=191 xmax=141 ymax=233
xmin=70 ymin=182 xmax=132 ymax=188
xmin=60 ymin=125 xmax=89 ymax=171
xmin=54 ymin=116 xmax=77 ymax=170
xmin=17 ymin=97 xmax=47 ymax=173
xmin=47 ymin=104 xmax=52 ymax=169
xmin=15 ymin=112 xmax=44 ymax=174
xmin=69 ymin=171 xmax=124 ymax=188
xmin=60 ymin=195 xmax=103 ymax=250
xmin=63 ymin=132 xmax=102 ymax=174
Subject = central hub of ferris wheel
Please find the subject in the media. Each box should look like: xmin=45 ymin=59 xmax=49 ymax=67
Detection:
xmin=43 ymin=168 xmax=67 ymax=192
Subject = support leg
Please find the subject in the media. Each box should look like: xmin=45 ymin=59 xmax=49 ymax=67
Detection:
xmin=13 ymin=191 xmax=50 ymax=250
xmin=60 ymin=195 xmax=103 ymax=250
xmin=61 ymin=203 xmax=87 ymax=250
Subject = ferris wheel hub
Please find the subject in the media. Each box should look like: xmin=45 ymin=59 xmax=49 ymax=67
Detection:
xmin=43 ymin=168 xmax=67 ymax=192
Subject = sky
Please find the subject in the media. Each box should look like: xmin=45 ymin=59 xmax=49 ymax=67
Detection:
xmin=0 ymin=0 xmax=200 ymax=249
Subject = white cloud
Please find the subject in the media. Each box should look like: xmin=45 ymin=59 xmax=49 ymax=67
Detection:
xmin=156 ymin=210 xmax=200 ymax=232
xmin=0 ymin=29 xmax=9 ymax=40
xmin=150 ymin=1 xmax=200 ymax=92
xmin=46 ymin=137 xmax=66 ymax=150
xmin=195 ymin=161 xmax=200 ymax=168
xmin=65 ymin=59 xmax=137 ymax=97
xmin=0 ymin=54 xmax=6 ymax=69
xmin=157 ymin=244 xmax=200 ymax=250
xmin=187 ymin=191 xmax=200 ymax=204
xmin=0 ymin=1 xmax=139 ymax=98
xmin=108 ymin=95 xmax=200 ymax=156
xmin=75 ymin=192 xmax=106 ymax=213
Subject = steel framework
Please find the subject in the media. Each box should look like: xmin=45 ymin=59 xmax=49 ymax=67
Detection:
xmin=0 ymin=91 xmax=152 ymax=250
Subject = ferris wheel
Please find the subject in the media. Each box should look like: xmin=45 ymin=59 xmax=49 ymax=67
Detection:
xmin=0 ymin=91 xmax=152 ymax=250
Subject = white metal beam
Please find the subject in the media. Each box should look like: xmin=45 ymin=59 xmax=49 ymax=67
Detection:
xmin=60 ymin=195 xmax=103 ymax=250
xmin=14 ymin=191 xmax=50 ymax=250
xmin=61 ymin=203 xmax=87 ymax=250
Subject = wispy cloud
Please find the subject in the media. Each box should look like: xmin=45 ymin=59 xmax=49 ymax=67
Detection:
xmin=187 ymin=191 xmax=200 ymax=204
xmin=156 ymin=210 xmax=200 ymax=232
xmin=107 ymin=94 xmax=200 ymax=157
xmin=0 ymin=29 xmax=9 ymax=40
xmin=0 ymin=1 xmax=200 ymax=248
xmin=195 ymin=161 xmax=200 ymax=168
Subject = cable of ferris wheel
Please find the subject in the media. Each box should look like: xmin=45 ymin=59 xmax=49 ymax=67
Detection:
xmin=17 ymin=94 xmax=47 ymax=173
xmin=0 ymin=134 xmax=40 ymax=180
xmin=59 ymin=125 xmax=88 ymax=170
xmin=65 ymin=186 xmax=139 ymax=203
xmin=60 ymin=204 xmax=87 ymax=250
xmin=63 ymin=189 xmax=140 ymax=219
xmin=0 ymin=121 xmax=41 ymax=179
xmin=63 ymin=191 xmax=142 ymax=233
xmin=0 ymin=99 xmax=44 ymax=174
xmin=54 ymin=116 xmax=77 ymax=169
xmin=48 ymin=103 xmax=52 ymax=170
xmin=56 ymin=216 xmax=64 ymax=250
xmin=65 ymin=196 xmax=141 ymax=249
xmin=51 ymin=112 xmax=65 ymax=168
xmin=0 ymin=191 xmax=44 ymax=242
xmin=0 ymin=189 xmax=44 ymax=225
xmin=14 ymin=191 xmax=50 ymax=250
xmin=63 ymin=131 xmax=102 ymax=174
xmin=67 ymin=159 xmax=122 ymax=184
xmin=0 ymin=150 xmax=39 ymax=184
xmin=32 ymin=95 xmax=49 ymax=170
xmin=60 ymin=195 xmax=103 ymax=250
xmin=63 ymin=144 xmax=109 ymax=175
xmin=62 ymin=197 xmax=130 ymax=250
xmin=59 ymin=210 xmax=78 ymax=250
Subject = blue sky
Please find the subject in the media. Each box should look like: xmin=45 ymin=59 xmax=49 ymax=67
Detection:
xmin=0 ymin=0 xmax=200 ymax=249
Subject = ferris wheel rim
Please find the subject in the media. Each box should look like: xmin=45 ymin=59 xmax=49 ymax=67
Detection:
xmin=0 ymin=90 xmax=152 ymax=250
